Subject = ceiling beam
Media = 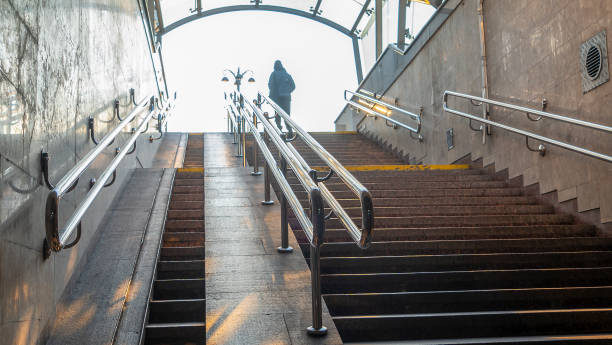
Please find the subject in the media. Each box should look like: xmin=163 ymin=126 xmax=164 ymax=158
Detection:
xmin=162 ymin=5 xmax=354 ymax=37
xmin=350 ymin=0 xmax=371 ymax=34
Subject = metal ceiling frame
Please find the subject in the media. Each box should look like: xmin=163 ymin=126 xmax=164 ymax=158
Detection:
xmin=159 ymin=4 xmax=365 ymax=82
xmin=161 ymin=4 xmax=354 ymax=37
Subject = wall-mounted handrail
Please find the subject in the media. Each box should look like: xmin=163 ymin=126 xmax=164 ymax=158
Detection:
xmin=230 ymin=92 xmax=328 ymax=336
xmin=260 ymin=92 xmax=374 ymax=248
xmin=345 ymin=89 xmax=423 ymax=141
xmin=43 ymin=94 xmax=171 ymax=258
xmin=443 ymin=91 xmax=612 ymax=163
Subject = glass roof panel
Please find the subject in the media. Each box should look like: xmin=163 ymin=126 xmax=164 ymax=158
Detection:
xmin=318 ymin=0 xmax=364 ymax=29
xmin=160 ymin=0 xmax=193 ymax=25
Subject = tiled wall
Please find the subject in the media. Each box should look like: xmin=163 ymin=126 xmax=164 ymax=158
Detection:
xmin=337 ymin=0 xmax=612 ymax=225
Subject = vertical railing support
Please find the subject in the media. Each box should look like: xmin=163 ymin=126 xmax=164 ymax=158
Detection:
xmin=252 ymin=95 xmax=262 ymax=175
xmin=261 ymin=131 xmax=275 ymax=205
xmin=307 ymin=190 xmax=327 ymax=336
xmin=242 ymin=115 xmax=247 ymax=167
xmin=277 ymin=156 xmax=293 ymax=253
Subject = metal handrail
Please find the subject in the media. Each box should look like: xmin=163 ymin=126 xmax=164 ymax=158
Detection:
xmin=230 ymin=92 xmax=328 ymax=335
xmin=443 ymin=91 xmax=612 ymax=163
xmin=260 ymin=92 xmax=374 ymax=248
xmin=345 ymin=89 xmax=423 ymax=141
xmin=43 ymin=94 xmax=171 ymax=258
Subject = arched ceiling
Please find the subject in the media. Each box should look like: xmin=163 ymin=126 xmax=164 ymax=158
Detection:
xmin=158 ymin=0 xmax=378 ymax=38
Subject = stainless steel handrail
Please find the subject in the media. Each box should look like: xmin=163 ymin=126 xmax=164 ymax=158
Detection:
xmin=260 ymin=92 xmax=374 ymax=248
xmin=230 ymin=92 xmax=328 ymax=336
xmin=345 ymin=89 xmax=423 ymax=141
xmin=443 ymin=91 xmax=612 ymax=163
xmin=43 ymin=94 xmax=171 ymax=258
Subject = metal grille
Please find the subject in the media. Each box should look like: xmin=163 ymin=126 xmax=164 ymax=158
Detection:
xmin=586 ymin=46 xmax=602 ymax=79
xmin=580 ymin=31 xmax=609 ymax=93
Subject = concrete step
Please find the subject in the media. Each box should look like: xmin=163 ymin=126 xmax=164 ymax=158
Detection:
xmin=157 ymin=260 xmax=205 ymax=279
xmin=320 ymin=267 xmax=612 ymax=294
xmin=333 ymin=309 xmax=612 ymax=342
xmin=304 ymin=214 xmax=575 ymax=228
xmin=167 ymin=209 xmax=204 ymax=220
xmin=144 ymin=322 xmax=205 ymax=345
xmin=153 ymin=278 xmax=205 ymax=299
xmin=298 ymin=196 xmax=538 ymax=208
xmin=169 ymin=200 xmax=204 ymax=210
xmin=163 ymin=232 xmax=205 ymax=247
xmin=165 ymin=219 xmax=204 ymax=232
xmin=325 ymin=286 xmax=612 ymax=316
xmin=303 ymin=204 xmax=555 ymax=217
xmin=161 ymin=246 xmax=205 ymax=261
xmin=148 ymin=299 xmax=206 ymax=323
xmin=301 ymin=237 xmax=612 ymax=257
xmin=319 ymin=251 xmax=612 ymax=274
xmin=293 ymin=225 xmax=596 ymax=242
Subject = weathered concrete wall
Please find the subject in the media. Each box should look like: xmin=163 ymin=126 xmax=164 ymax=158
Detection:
xmin=0 ymin=1 xmax=164 ymax=344
xmin=337 ymin=0 xmax=612 ymax=225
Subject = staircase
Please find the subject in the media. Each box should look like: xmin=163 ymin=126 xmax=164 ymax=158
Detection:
xmin=272 ymin=132 xmax=612 ymax=344
xmin=144 ymin=134 xmax=206 ymax=345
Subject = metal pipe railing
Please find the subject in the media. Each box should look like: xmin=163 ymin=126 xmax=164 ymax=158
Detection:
xmin=260 ymin=92 xmax=374 ymax=248
xmin=345 ymin=89 xmax=423 ymax=141
xmin=229 ymin=98 xmax=328 ymax=335
xmin=443 ymin=91 xmax=612 ymax=163
xmin=43 ymin=94 xmax=171 ymax=258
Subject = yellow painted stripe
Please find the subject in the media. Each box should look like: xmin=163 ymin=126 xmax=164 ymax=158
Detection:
xmin=178 ymin=167 xmax=204 ymax=173
xmin=187 ymin=133 xmax=204 ymax=135
xmin=309 ymin=164 xmax=470 ymax=172
xmin=308 ymin=131 xmax=357 ymax=134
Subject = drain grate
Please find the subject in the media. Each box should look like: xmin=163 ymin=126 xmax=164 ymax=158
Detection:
xmin=580 ymin=31 xmax=609 ymax=93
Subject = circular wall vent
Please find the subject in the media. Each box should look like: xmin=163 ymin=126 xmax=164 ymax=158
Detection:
xmin=580 ymin=31 xmax=609 ymax=93
xmin=586 ymin=45 xmax=602 ymax=80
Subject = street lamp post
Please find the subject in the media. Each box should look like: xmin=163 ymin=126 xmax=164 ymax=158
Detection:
xmin=222 ymin=68 xmax=257 ymax=171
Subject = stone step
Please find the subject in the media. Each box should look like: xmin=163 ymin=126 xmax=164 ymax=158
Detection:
xmin=144 ymin=322 xmax=206 ymax=345
xmin=325 ymin=286 xmax=612 ymax=316
xmin=300 ymin=237 xmax=612 ymax=257
xmin=333 ymin=309 xmax=612 ymax=343
xmin=319 ymin=251 xmax=612 ymax=274
xmin=148 ymin=299 xmax=206 ymax=323
xmin=157 ymin=260 xmax=205 ymax=280
xmin=293 ymin=225 xmax=596 ymax=242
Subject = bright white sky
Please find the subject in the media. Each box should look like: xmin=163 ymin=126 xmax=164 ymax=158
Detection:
xmin=163 ymin=11 xmax=357 ymax=133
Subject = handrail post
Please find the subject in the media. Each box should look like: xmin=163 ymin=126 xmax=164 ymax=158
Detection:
xmin=251 ymin=95 xmax=262 ymax=175
xmin=277 ymin=156 xmax=293 ymax=253
xmin=235 ymin=112 xmax=242 ymax=157
xmin=307 ymin=189 xmax=327 ymax=336
xmin=242 ymin=115 xmax=247 ymax=167
xmin=261 ymin=130 xmax=275 ymax=205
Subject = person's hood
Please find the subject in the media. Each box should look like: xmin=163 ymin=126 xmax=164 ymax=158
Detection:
xmin=274 ymin=60 xmax=284 ymax=71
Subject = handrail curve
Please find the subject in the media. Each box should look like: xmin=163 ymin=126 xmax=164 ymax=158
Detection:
xmin=345 ymin=89 xmax=423 ymax=142
xmin=443 ymin=91 xmax=612 ymax=163
xmin=43 ymin=94 xmax=172 ymax=258
xmin=260 ymin=92 xmax=374 ymax=248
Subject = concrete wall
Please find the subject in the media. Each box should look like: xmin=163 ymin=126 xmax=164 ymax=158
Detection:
xmin=336 ymin=0 xmax=612 ymax=226
xmin=0 ymin=1 xmax=165 ymax=344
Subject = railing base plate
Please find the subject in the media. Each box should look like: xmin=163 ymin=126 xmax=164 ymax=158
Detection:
xmin=306 ymin=326 xmax=328 ymax=336
xmin=261 ymin=200 xmax=275 ymax=205
xmin=277 ymin=246 xmax=294 ymax=253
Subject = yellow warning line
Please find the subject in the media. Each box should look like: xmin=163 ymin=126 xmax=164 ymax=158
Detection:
xmin=178 ymin=167 xmax=204 ymax=173
xmin=187 ymin=133 xmax=204 ymax=135
xmin=309 ymin=131 xmax=357 ymax=134
xmin=310 ymin=164 xmax=470 ymax=171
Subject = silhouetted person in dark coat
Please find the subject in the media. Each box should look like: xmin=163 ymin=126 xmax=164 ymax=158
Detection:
xmin=268 ymin=60 xmax=295 ymax=134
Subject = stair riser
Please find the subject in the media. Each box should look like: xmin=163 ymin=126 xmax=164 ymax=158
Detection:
xmin=321 ymin=267 xmax=612 ymax=294
xmin=333 ymin=310 xmax=612 ymax=342
xmin=325 ymin=287 xmax=612 ymax=316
